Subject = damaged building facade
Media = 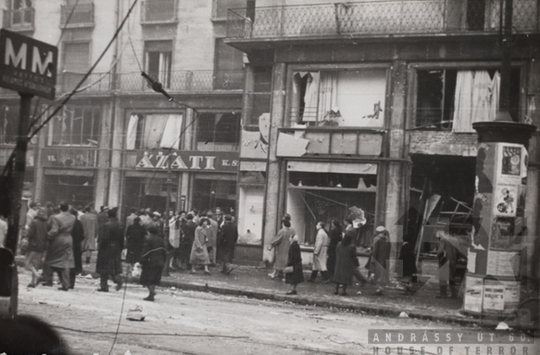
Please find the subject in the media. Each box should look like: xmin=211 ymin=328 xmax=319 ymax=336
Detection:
xmin=225 ymin=0 xmax=540 ymax=279
xmin=0 ymin=0 xmax=245 ymax=216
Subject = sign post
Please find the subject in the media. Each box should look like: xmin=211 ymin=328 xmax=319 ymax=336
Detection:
xmin=0 ymin=29 xmax=57 ymax=318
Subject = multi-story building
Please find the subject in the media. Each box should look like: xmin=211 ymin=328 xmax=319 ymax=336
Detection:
xmin=225 ymin=0 xmax=540 ymax=272
xmin=0 ymin=0 xmax=245 ymax=222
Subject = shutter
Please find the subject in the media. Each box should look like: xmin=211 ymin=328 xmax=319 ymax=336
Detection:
xmin=63 ymin=42 xmax=90 ymax=72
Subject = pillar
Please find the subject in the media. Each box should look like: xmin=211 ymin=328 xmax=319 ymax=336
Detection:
xmin=462 ymin=118 xmax=536 ymax=318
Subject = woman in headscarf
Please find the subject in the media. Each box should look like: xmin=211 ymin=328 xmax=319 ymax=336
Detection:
xmin=190 ymin=217 xmax=211 ymax=274
xmin=140 ymin=226 xmax=167 ymax=301
xmin=284 ymin=234 xmax=303 ymax=295
xmin=332 ymin=234 xmax=357 ymax=296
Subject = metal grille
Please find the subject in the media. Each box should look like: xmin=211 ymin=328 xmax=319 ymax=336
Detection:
xmin=118 ymin=70 xmax=244 ymax=92
xmin=227 ymin=0 xmax=540 ymax=39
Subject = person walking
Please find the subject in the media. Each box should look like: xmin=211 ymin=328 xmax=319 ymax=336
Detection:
xmin=125 ymin=217 xmax=146 ymax=268
xmin=268 ymin=220 xmax=294 ymax=279
xmin=309 ymin=222 xmax=329 ymax=282
xmin=371 ymin=225 xmax=392 ymax=295
xmin=189 ymin=218 xmax=211 ymax=274
xmin=218 ymin=214 xmax=238 ymax=275
xmin=40 ymin=202 xmax=75 ymax=291
xmin=397 ymin=237 xmax=417 ymax=292
xmin=326 ymin=219 xmax=342 ymax=277
xmin=25 ymin=208 xmax=48 ymax=288
xmin=69 ymin=208 xmax=84 ymax=289
xmin=332 ymin=234 xmax=357 ymax=296
xmin=284 ymin=234 xmax=303 ymax=295
xmin=206 ymin=211 xmax=219 ymax=266
xmin=96 ymin=209 xmax=124 ymax=292
xmin=140 ymin=226 xmax=167 ymax=301
xmin=436 ymin=230 xmax=460 ymax=298
xmin=80 ymin=206 xmax=98 ymax=264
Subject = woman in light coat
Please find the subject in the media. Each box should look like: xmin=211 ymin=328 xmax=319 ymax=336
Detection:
xmin=268 ymin=219 xmax=293 ymax=278
xmin=309 ymin=221 xmax=329 ymax=282
xmin=190 ymin=218 xmax=211 ymax=274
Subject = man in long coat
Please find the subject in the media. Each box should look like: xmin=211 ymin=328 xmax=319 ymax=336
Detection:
xmin=309 ymin=221 xmax=329 ymax=282
xmin=268 ymin=220 xmax=294 ymax=278
xmin=96 ymin=209 xmax=123 ymax=292
xmin=371 ymin=225 xmax=392 ymax=294
xmin=80 ymin=207 xmax=98 ymax=264
xmin=218 ymin=214 xmax=238 ymax=274
xmin=180 ymin=213 xmax=197 ymax=270
xmin=41 ymin=202 xmax=75 ymax=291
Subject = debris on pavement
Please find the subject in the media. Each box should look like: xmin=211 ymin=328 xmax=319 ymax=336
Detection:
xmin=398 ymin=312 xmax=409 ymax=318
xmin=496 ymin=322 xmax=511 ymax=330
xmin=126 ymin=304 xmax=147 ymax=321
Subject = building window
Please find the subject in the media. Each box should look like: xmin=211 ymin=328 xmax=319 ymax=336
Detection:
xmin=245 ymin=66 xmax=272 ymax=126
xmin=141 ymin=0 xmax=177 ymax=23
xmin=3 ymin=0 xmax=34 ymax=29
xmin=61 ymin=42 xmax=91 ymax=91
xmin=287 ymin=170 xmax=377 ymax=246
xmin=213 ymin=0 xmax=247 ymax=19
xmin=196 ymin=112 xmax=240 ymax=151
xmin=126 ymin=113 xmax=183 ymax=150
xmin=0 ymin=104 xmax=19 ymax=144
xmin=289 ymin=68 xmax=387 ymax=128
xmin=414 ymin=67 xmax=520 ymax=132
xmin=145 ymin=41 xmax=172 ymax=89
xmin=61 ymin=0 xmax=94 ymax=27
xmin=48 ymin=106 xmax=100 ymax=146
xmin=214 ymin=38 xmax=244 ymax=90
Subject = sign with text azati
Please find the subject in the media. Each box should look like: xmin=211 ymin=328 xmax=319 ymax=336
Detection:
xmin=0 ymin=29 xmax=57 ymax=100
xmin=133 ymin=150 xmax=239 ymax=172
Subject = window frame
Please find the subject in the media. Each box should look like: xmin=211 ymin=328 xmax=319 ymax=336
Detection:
xmin=285 ymin=63 xmax=391 ymax=129
xmin=194 ymin=110 xmax=242 ymax=151
xmin=143 ymin=40 xmax=174 ymax=89
xmin=47 ymin=105 xmax=101 ymax=147
xmin=140 ymin=0 xmax=178 ymax=24
xmin=61 ymin=40 xmax=92 ymax=73
xmin=407 ymin=61 xmax=527 ymax=131
xmin=126 ymin=110 xmax=186 ymax=150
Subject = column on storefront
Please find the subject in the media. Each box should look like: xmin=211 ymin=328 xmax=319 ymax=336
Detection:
xmin=108 ymin=98 xmax=123 ymax=211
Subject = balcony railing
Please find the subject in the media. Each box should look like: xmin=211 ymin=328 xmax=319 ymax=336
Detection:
xmin=141 ymin=0 xmax=177 ymax=24
xmin=60 ymin=3 xmax=94 ymax=28
xmin=227 ymin=0 xmax=540 ymax=39
xmin=118 ymin=70 xmax=245 ymax=92
xmin=56 ymin=72 xmax=112 ymax=94
xmin=3 ymin=7 xmax=35 ymax=31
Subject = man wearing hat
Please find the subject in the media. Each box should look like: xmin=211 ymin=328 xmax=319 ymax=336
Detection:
xmin=371 ymin=225 xmax=391 ymax=295
xmin=95 ymin=209 xmax=124 ymax=292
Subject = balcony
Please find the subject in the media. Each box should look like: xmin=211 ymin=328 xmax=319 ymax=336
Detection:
xmin=227 ymin=0 xmax=540 ymax=40
xmin=3 ymin=7 xmax=34 ymax=32
xmin=277 ymin=127 xmax=385 ymax=158
xmin=141 ymin=0 xmax=177 ymax=24
xmin=56 ymin=72 xmax=112 ymax=94
xmin=118 ymin=70 xmax=244 ymax=92
xmin=60 ymin=3 xmax=94 ymax=28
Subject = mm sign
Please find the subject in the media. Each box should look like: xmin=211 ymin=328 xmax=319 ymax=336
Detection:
xmin=0 ymin=29 xmax=57 ymax=100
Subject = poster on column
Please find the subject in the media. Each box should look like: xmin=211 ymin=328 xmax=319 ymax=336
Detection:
xmin=486 ymin=250 xmax=520 ymax=276
xmin=483 ymin=281 xmax=505 ymax=311
xmin=497 ymin=144 xmax=524 ymax=185
xmin=493 ymin=185 xmax=518 ymax=217
xmin=463 ymin=276 xmax=484 ymax=313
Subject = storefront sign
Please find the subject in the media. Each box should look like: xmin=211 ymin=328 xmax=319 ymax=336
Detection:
xmin=132 ymin=151 xmax=239 ymax=172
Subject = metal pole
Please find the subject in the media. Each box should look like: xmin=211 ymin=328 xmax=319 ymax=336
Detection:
xmin=498 ymin=0 xmax=513 ymax=116
xmin=5 ymin=92 xmax=33 ymax=254
xmin=162 ymin=155 xmax=172 ymax=276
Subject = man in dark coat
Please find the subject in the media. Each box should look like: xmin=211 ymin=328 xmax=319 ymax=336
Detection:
xmin=180 ymin=213 xmax=197 ymax=270
xmin=140 ymin=226 xmax=167 ymax=301
xmin=125 ymin=217 xmax=146 ymax=266
xmin=371 ymin=225 xmax=392 ymax=295
xmin=326 ymin=219 xmax=342 ymax=277
xmin=69 ymin=208 xmax=84 ymax=289
xmin=96 ymin=209 xmax=123 ymax=292
xmin=218 ymin=214 xmax=238 ymax=275
xmin=436 ymin=231 xmax=460 ymax=298
xmin=25 ymin=208 xmax=48 ymax=288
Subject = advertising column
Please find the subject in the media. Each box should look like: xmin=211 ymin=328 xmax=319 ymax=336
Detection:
xmin=463 ymin=119 xmax=536 ymax=318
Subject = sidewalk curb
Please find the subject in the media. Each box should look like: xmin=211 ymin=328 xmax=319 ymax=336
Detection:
xmin=154 ymin=278 xmax=485 ymax=328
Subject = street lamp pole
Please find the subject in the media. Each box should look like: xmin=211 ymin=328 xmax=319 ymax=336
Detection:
xmin=162 ymin=152 xmax=176 ymax=276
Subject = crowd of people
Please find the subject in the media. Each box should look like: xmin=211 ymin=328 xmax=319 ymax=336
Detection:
xmin=21 ymin=201 xmax=238 ymax=301
xmin=266 ymin=214 xmax=460 ymax=298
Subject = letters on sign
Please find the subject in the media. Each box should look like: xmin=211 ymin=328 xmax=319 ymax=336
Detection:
xmin=135 ymin=151 xmax=239 ymax=172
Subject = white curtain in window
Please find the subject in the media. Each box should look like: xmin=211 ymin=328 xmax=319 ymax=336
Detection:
xmin=489 ymin=71 xmax=501 ymax=121
xmin=159 ymin=114 xmax=183 ymax=150
xmin=303 ymin=72 xmax=320 ymax=121
xmin=126 ymin=114 xmax=139 ymax=150
xmin=452 ymin=71 xmax=474 ymax=133
xmin=318 ymin=71 xmax=338 ymax=122
xmin=143 ymin=114 xmax=169 ymax=149
xmin=471 ymin=70 xmax=492 ymax=126
xmin=158 ymin=52 xmax=170 ymax=87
